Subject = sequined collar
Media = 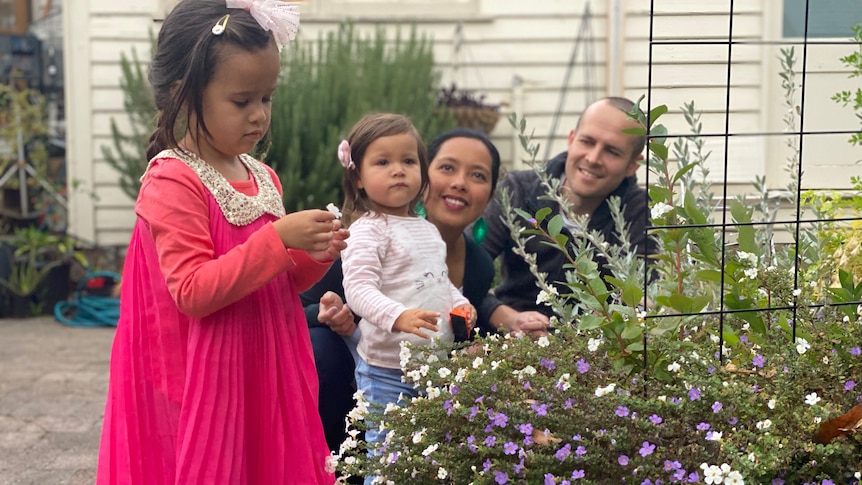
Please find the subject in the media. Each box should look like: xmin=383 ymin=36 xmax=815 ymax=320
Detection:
xmin=150 ymin=149 xmax=286 ymax=226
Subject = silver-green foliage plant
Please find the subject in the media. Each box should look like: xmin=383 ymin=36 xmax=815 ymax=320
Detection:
xmin=334 ymin=98 xmax=862 ymax=483
xmin=269 ymin=22 xmax=455 ymax=212
xmin=832 ymin=24 xmax=862 ymax=149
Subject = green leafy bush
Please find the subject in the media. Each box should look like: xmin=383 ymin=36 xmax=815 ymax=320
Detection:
xmin=268 ymin=22 xmax=454 ymax=212
xmin=334 ymin=78 xmax=862 ymax=484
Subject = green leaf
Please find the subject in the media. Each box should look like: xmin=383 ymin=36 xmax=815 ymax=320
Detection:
xmin=729 ymin=199 xmax=756 ymax=253
xmin=648 ymin=105 xmax=669 ymax=127
xmin=547 ymin=214 xmax=564 ymax=237
xmin=577 ymin=314 xmax=605 ymax=330
xmin=649 ymin=141 xmax=668 ymax=160
xmin=696 ymin=269 xmax=723 ymax=283
xmin=535 ymin=207 xmax=552 ymax=224
xmin=626 ymin=341 xmax=645 ymax=352
xmin=621 ymin=325 xmax=643 ymax=340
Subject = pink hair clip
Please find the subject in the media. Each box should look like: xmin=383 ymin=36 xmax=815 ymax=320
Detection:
xmin=337 ymin=139 xmax=355 ymax=170
xmin=225 ymin=0 xmax=300 ymax=47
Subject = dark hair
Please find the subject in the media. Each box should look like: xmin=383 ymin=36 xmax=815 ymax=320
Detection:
xmin=427 ymin=127 xmax=501 ymax=194
xmin=341 ymin=113 xmax=428 ymax=226
xmin=145 ymin=0 xmax=276 ymax=161
xmin=576 ymin=96 xmax=647 ymax=161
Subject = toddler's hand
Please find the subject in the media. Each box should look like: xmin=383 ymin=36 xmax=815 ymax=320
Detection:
xmin=274 ymin=209 xmax=338 ymax=252
xmin=392 ymin=309 xmax=439 ymax=339
xmin=454 ymin=303 xmax=477 ymax=334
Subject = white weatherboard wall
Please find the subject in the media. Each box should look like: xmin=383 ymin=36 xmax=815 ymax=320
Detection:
xmin=64 ymin=0 xmax=862 ymax=246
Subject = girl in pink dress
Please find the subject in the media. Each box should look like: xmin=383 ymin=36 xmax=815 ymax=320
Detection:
xmin=96 ymin=1 xmax=344 ymax=483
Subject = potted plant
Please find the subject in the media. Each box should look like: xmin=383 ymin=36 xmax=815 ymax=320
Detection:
xmin=0 ymin=226 xmax=88 ymax=317
xmin=437 ymin=82 xmax=502 ymax=135
xmin=0 ymin=251 xmax=61 ymax=317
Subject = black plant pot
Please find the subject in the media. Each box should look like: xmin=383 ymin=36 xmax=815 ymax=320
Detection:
xmin=37 ymin=261 xmax=71 ymax=315
xmin=7 ymin=292 xmax=34 ymax=318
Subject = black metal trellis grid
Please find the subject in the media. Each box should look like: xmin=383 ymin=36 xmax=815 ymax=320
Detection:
xmin=642 ymin=0 xmax=862 ymax=365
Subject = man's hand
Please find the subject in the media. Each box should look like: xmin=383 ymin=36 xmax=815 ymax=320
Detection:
xmin=317 ymin=291 xmax=355 ymax=336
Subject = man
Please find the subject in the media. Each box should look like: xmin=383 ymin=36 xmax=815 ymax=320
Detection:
xmin=481 ymin=96 xmax=656 ymax=332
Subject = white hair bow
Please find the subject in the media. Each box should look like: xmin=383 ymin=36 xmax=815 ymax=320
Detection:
xmin=225 ymin=0 xmax=300 ymax=47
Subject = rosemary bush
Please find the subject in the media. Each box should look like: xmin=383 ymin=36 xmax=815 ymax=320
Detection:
xmin=334 ymin=75 xmax=862 ymax=483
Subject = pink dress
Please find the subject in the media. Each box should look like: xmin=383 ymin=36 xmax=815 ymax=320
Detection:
xmin=97 ymin=150 xmax=335 ymax=485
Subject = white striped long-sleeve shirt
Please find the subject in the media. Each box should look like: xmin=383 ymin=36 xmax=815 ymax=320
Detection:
xmin=342 ymin=214 xmax=468 ymax=369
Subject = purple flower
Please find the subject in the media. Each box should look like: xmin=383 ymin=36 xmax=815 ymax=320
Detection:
xmin=577 ymin=359 xmax=590 ymax=374
xmin=444 ymin=400 xmax=454 ymax=415
xmin=638 ymin=441 xmax=655 ymax=457
xmin=846 ymin=380 xmax=856 ymax=391
xmin=540 ymin=358 xmax=556 ymax=370
xmin=670 ymin=397 xmax=682 ymax=405
xmin=544 ymin=474 xmax=556 ymax=485
xmin=469 ymin=406 xmax=479 ymax=420
xmin=708 ymin=366 xmax=716 ymax=374
xmin=753 ymin=354 xmax=765 ymax=368
xmin=483 ymin=459 xmax=492 ymax=472
xmin=450 ymin=385 xmax=459 ymax=395
xmin=712 ymin=401 xmax=723 ymax=413
xmin=664 ymin=460 xmax=681 ymax=471
xmin=518 ymin=423 xmax=533 ymax=435
xmin=564 ymin=398 xmax=573 ymax=409
xmin=494 ymin=471 xmax=509 ymax=484
xmin=524 ymin=381 xmax=532 ymax=390
xmin=688 ymin=472 xmax=700 ymax=482
xmin=822 ymin=480 xmax=834 ymax=485
xmin=696 ymin=422 xmax=711 ymax=431
xmin=689 ymin=388 xmax=701 ymax=401
xmin=572 ymin=469 xmax=585 ymax=480
xmin=467 ymin=435 xmax=478 ymax=453
xmin=504 ymin=441 xmax=519 ymax=455
xmin=490 ymin=384 xmax=498 ymax=392
xmin=485 ymin=435 xmax=496 ymax=447
xmin=555 ymin=443 xmax=572 ymax=461
xmin=575 ymin=445 xmax=587 ymax=456
xmin=616 ymin=406 xmax=630 ymax=417
xmin=771 ymin=480 xmax=785 ymax=485
xmin=618 ymin=455 xmax=629 ymax=466
xmin=492 ymin=412 xmax=509 ymax=427
xmin=728 ymin=416 xmax=739 ymax=425
xmin=851 ymin=347 xmax=861 ymax=356
xmin=532 ymin=402 xmax=549 ymax=416
xmin=649 ymin=414 xmax=663 ymax=425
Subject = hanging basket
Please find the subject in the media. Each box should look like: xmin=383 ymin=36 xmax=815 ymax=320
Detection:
xmin=446 ymin=106 xmax=501 ymax=135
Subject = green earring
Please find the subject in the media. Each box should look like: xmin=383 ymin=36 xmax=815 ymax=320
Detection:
xmin=415 ymin=201 xmax=427 ymax=219
xmin=471 ymin=217 xmax=488 ymax=244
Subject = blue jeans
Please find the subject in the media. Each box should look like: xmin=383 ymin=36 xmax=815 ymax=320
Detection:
xmin=355 ymin=356 xmax=417 ymax=484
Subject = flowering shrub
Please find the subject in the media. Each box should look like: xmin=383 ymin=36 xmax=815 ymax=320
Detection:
xmin=335 ymin=50 xmax=862 ymax=484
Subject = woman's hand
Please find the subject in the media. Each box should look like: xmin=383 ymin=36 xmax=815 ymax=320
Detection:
xmin=491 ymin=305 xmax=550 ymax=338
xmin=317 ymin=291 xmax=356 ymax=336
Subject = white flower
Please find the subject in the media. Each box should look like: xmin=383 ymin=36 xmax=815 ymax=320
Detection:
xmin=399 ymin=344 xmax=412 ymax=368
xmin=491 ymin=360 xmax=501 ymax=370
xmin=701 ymin=464 xmax=724 ymax=484
xmin=804 ymin=392 xmax=821 ymax=406
xmin=537 ymin=336 xmax=550 ymax=348
xmin=384 ymin=402 xmax=399 ymax=415
xmin=667 ymin=361 xmax=681 ymax=373
xmin=843 ymin=315 xmax=851 ymax=323
xmin=767 ymin=399 xmax=776 ymax=410
xmin=726 ymin=470 xmax=744 ymax=485
xmin=795 ymin=338 xmax=810 ymax=355
xmin=595 ymin=383 xmax=616 ymax=397
xmin=426 ymin=353 xmax=440 ymax=364
xmin=822 ymin=355 xmax=829 ymax=364
xmin=756 ymin=419 xmax=772 ymax=430
xmin=744 ymin=268 xmax=758 ymax=280
xmin=421 ymin=444 xmax=438 ymax=456
xmin=556 ymin=373 xmax=571 ymax=390
xmin=437 ymin=467 xmax=448 ymax=479
xmin=419 ymin=365 xmax=430 ymax=377
xmin=426 ymin=386 xmax=441 ymax=399
xmin=651 ymin=202 xmax=673 ymax=219
xmin=747 ymin=452 xmax=756 ymax=462
xmin=455 ymin=368 xmax=467 ymax=382
xmin=814 ymin=416 xmax=822 ymax=424
xmin=438 ymin=367 xmax=452 ymax=378
xmin=588 ymin=338 xmax=602 ymax=352
xmin=472 ymin=357 xmax=484 ymax=369
xmin=535 ymin=287 xmax=558 ymax=305
xmin=658 ymin=395 xmax=667 ymax=402
xmin=520 ymin=365 xmax=537 ymax=376
xmin=793 ymin=288 xmax=802 ymax=297
xmin=412 ymin=428 xmax=427 ymax=444
xmin=706 ymin=431 xmax=723 ymax=441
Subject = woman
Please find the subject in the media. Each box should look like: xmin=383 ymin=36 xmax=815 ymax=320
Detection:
xmin=301 ymin=128 xmax=549 ymax=452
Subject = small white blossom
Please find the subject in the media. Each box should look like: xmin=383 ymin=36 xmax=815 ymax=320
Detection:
xmin=767 ymin=399 xmax=776 ymax=410
xmin=667 ymin=361 xmax=681 ymax=373
xmin=412 ymin=428 xmax=427 ymax=444
xmin=437 ymin=467 xmax=448 ymax=479
xmin=822 ymin=355 xmax=829 ymax=365
xmin=426 ymin=353 xmax=440 ymax=364
xmin=804 ymin=392 xmax=821 ymax=406
xmin=795 ymin=338 xmax=811 ymax=355
xmin=793 ymin=288 xmax=802 ymax=297
xmin=706 ymin=431 xmax=723 ymax=441
xmin=651 ymin=202 xmax=673 ymax=219
xmin=472 ymin=357 xmax=484 ymax=369
xmin=426 ymin=386 xmax=441 ymax=399
xmin=756 ymin=419 xmax=772 ymax=430
xmin=422 ymin=444 xmax=438 ymax=456
xmin=595 ymin=383 xmax=616 ymax=397
xmin=537 ymin=336 xmax=550 ymax=348
xmin=384 ymin=402 xmax=399 ymax=415
xmin=726 ymin=470 xmax=744 ymax=485
xmin=744 ymin=267 xmax=758 ymax=280
xmin=438 ymin=367 xmax=452 ymax=378
xmin=536 ymin=287 xmax=559 ymax=306
xmin=588 ymin=338 xmax=602 ymax=352
xmin=814 ymin=416 xmax=822 ymax=424
xmin=701 ymin=464 xmax=724 ymax=484
xmin=455 ymin=368 xmax=467 ymax=382
xmin=491 ymin=360 xmax=501 ymax=370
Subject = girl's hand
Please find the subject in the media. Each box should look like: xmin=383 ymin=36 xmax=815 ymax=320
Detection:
xmin=392 ymin=309 xmax=440 ymax=339
xmin=454 ymin=303 xmax=477 ymax=334
xmin=318 ymin=291 xmax=355 ymax=336
xmin=274 ymin=209 xmax=339 ymax=252
xmin=308 ymin=227 xmax=350 ymax=262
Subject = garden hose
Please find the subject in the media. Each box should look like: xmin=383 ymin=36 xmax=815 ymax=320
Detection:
xmin=54 ymin=271 xmax=120 ymax=327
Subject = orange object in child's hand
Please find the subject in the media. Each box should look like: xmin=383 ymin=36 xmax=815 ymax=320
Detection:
xmin=450 ymin=307 xmax=472 ymax=341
